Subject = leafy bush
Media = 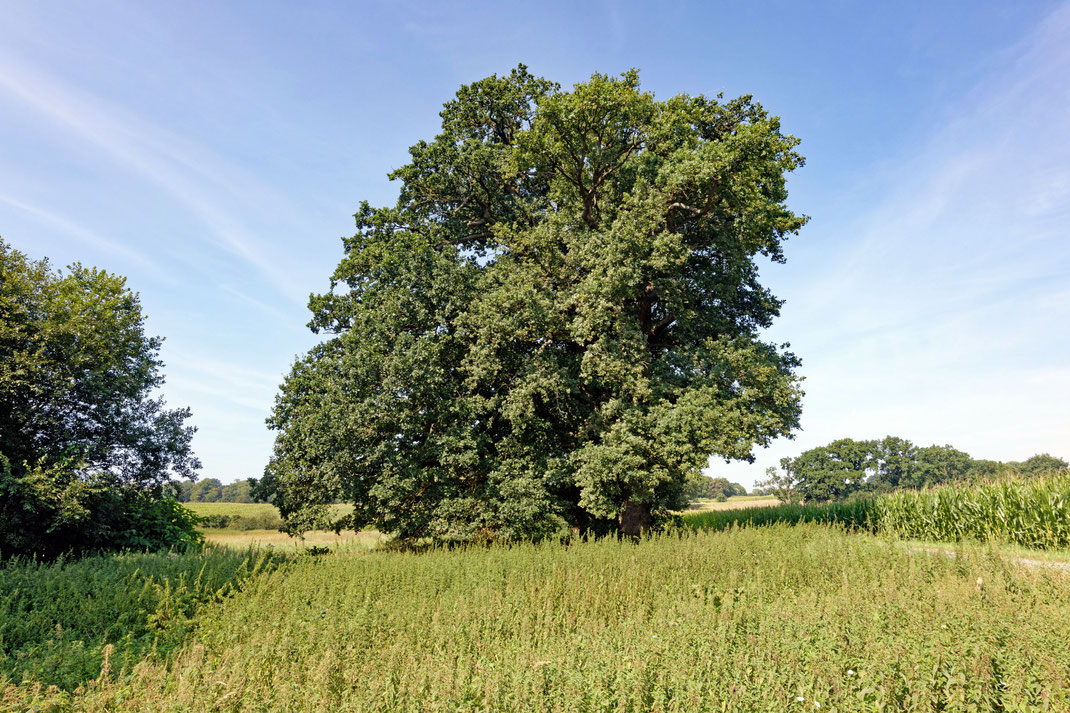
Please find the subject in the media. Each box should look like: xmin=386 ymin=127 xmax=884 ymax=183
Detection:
xmin=0 ymin=239 xmax=200 ymax=558
xmin=0 ymin=457 xmax=203 ymax=558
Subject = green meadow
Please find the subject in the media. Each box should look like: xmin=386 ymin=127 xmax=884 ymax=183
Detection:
xmin=4 ymin=479 xmax=1070 ymax=712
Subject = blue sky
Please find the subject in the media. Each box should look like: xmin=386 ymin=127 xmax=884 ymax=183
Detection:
xmin=2 ymin=1 xmax=1067 ymax=488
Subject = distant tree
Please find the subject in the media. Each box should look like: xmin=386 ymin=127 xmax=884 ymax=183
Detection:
xmin=1012 ymin=453 xmax=1069 ymax=475
xmin=189 ymin=478 xmax=223 ymax=502
xmin=681 ymin=472 xmax=712 ymax=503
xmin=173 ymin=477 xmax=259 ymax=503
xmin=680 ymin=474 xmax=747 ymax=504
xmin=966 ymin=459 xmax=1004 ymax=481
xmin=262 ymin=66 xmax=807 ymax=539
xmin=172 ymin=480 xmax=193 ymax=502
xmin=755 ymin=457 xmax=799 ymax=504
xmin=914 ymin=445 xmax=972 ymax=487
xmin=0 ymin=239 xmax=200 ymax=558
xmin=870 ymin=436 xmax=918 ymax=491
xmin=793 ymin=439 xmax=874 ymax=502
xmin=220 ymin=479 xmax=255 ymax=503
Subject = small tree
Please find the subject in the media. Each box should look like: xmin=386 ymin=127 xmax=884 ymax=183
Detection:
xmin=0 ymin=239 xmax=200 ymax=558
xmin=755 ymin=457 xmax=799 ymax=504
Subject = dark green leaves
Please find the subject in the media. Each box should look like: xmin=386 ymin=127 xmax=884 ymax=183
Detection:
xmin=0 ymin=239 xmax=200 ymax=557
xmin=266 ymin=67 xmax=807 ymax=539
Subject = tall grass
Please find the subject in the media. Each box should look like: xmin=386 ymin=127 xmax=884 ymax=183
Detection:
xmin=682 ymin=473 xmax=1070 ymax=549
xmin=0 ymin=547 xmax=279 ymax=690
xmin=7 ymin=524 xmax=1069 ymax=711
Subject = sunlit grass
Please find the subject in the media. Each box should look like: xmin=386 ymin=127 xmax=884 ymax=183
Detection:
xmin=679 ymin=496 xmax=780 ymax=513
xmin=6 ymin=524 xmax=1069 ymax=711
xmin=201 ymin=528 xmax=382 ymax=551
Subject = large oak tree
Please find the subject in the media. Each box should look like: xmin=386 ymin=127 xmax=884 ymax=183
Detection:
xmin=263 ymin=67 xmax=807 ymax=538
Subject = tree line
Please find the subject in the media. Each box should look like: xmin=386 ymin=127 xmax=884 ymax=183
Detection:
xmin=755 ymin=436 xmax=1068 ymax=504
xmin=170 ymin=478 xmax=259 ymax=503
xmin=682 ymin=473 xmax=748 ymax=502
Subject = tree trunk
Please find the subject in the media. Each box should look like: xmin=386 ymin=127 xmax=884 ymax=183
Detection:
xmin=618 ymin=501 xmax=652 ymax=536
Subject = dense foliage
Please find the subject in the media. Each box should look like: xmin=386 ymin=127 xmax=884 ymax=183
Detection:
xmin=264 ymin=66 xmax=806 ymax=539
xmin=767 ymin=435 xmax=1067 ymax=503
xmin=0 ymin=239 xmax=200 ymax=557
xmin=7 ymin=525 xmax=1069 ymax=711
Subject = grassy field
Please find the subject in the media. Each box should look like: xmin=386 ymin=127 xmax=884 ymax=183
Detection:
xmin=3 ymin=524 xmax=1069 ymax=711
xmin=199 ymin=527 xmax=382 ymax=551
xmin=680 ymin=496 xmax=780 ymax=513
xmin=5 ymin=480 xmax=1070 ymax=711
xmin=183 ymin=502 xmax=361 ymax=549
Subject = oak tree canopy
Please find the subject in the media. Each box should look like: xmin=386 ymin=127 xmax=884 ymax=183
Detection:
xmin=261 ymin=66 xmax=807 ymax=538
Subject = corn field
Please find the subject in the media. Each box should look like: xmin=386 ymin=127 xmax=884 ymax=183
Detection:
xmin=683 ymin=473 xmax=1070 ymax=550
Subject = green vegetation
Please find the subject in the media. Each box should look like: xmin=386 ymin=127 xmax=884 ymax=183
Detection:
xmin=767 ymin=436 xmax=1068 ymax=504
xmin=185 ymin=502 xmax=284 ymax=531
xmin=5 ymin=524 xmax=1069 ymax=711
xmin=0 ymin=239 xmax=200 ymax=558
xmin=874 ymin=475 xmax=1070 ymax=548
xmin=183 ymin=502 xmax=354 ymax=532
xmin=681 ymin=473 xmax=747 ymax=503
xmin=171 ymin=478 xmax=259 ymax=504
xmin=262 ymin=66 xmax=807 ymax=540
xmin=0 ymin=547 xmax=278 ymax=691
xmin=4 ymin=66 xmax=1068 ymax=713
xmin=684 ymin=473 xmax=1070 ymax=549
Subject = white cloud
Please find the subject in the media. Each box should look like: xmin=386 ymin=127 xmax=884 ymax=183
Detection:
xmin=712 ymin=3 xmax=1070 ymax=487
xmin=0 ymin=51 xmax=307 ymax=305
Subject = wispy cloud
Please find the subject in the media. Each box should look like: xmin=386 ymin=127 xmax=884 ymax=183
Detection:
xmin=0 ymin=51 xmax=307 ymax=305
xmin=0 ymin=192 xmax=173 ymax=280
xmin=714 ymin=3 xmax=1070 ymax=485
xmin=163 ymin=352 xmax=283 ymax=416
xmin=220 ymin=284 xmax=300 ymax=324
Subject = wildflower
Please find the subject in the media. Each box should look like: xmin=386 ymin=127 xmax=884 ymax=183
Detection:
xmin=847 ymin=669 xmax=855 ymax=676
xmin=796 ymin=697 xmax=805 ymax=702
xmin=941 ymin=624 xmax=947 ymax=629
xmin=814 ymin=703 xmax=821 ymax=708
